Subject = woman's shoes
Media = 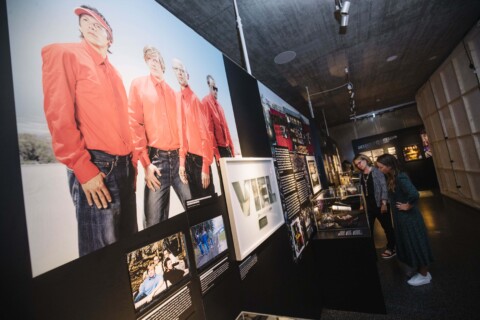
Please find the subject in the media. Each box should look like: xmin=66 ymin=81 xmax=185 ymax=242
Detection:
xmin=381 ymin=248 xmax=396 ymax=259
xmin=407 ymin=272 xmax=432 ymax=286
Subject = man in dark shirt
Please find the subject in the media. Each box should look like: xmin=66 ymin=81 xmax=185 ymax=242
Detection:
xmin=163 ymin=257 xmax=186 ymax=286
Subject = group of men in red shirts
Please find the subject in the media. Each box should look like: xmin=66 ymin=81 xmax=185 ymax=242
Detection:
xmin=41 ymin=5 xmax=235 ymax=256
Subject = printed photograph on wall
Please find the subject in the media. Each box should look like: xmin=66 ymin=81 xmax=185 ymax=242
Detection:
xmin=257 ymin=81 xmax=315 ymax=262
xmin=189 ymin=215 xmax=228 ymax=270
xmin=6 ymin=0 xmax=241 ymax=277
xmin=402 ymin=144 xmax=422 ymax=162
xmin=126 ymin=232 xmax=189 ymax=315
xmin=420 ymin=130 xmax=432 ymax=158
xmin=306 ymin=155 xmax=321 ymax=194
xmin=290 ymin=216 xmax=306 ymax=257
xmin=299 ymin=205 xmax=315 ymax=239
xmin=220 ymin=158 xmax=284 ymax=261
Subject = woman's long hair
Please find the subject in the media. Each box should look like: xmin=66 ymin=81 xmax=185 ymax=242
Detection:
xmin=376 ymin=154 xmax=401 ymax=192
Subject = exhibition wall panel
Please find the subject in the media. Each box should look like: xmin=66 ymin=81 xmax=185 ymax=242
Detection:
xmin=2 ymin=0 xmax=324 ymax=319
xmin=1 ymin=0 xmax=33 ymax=318
xmin=224 ymin=57 xmax=322 ymax=319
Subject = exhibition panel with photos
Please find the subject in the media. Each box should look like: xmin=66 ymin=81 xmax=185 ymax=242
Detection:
xmin=2 ymin=1 xmax=388 ymax=318
xmin=6 ymin=0 xmax=241 ymax=277
xmin=126 ymin=232 xmax=191 ymax=319
xmin=258 ymin=82 xmax=318 ymax=259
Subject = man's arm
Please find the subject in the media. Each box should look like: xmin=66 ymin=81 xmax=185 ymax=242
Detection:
xmin=128 ymin=79 xmax=150 ymax=169
xmin=176 ymin=93 xmax=189 ymax=184
xmin=42 ymin=44 xmax=111 ymax=209
xmin=197 ymin=100 xmax=213 ymax=188
xmin=128 ymin=79 xmax=161 ymax=191
xmin=219 ymin=105 xmax=235 ymax=156
xmin=202 ymin=97 xmax=220 ymax=162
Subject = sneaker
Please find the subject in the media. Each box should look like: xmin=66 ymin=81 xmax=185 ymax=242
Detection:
xmin=381 ymin=248 xmax=396 ymax=259
xmin=407 ymin=272 xmax=432 ymax=286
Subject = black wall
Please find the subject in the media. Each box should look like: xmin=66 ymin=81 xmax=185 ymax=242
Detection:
xmin=223 ymin=59 xmax=272 ymax=159
xmin=222 ymin=57 xmax=322 ymax=319
xmin=1 ymin=0 xmax=34 ymax=317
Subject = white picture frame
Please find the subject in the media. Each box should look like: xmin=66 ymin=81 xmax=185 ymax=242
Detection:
xmin=306 ymin=156 xmax=321 ymax=195
xmin=220 ymin=158 xmax=285 ymax=261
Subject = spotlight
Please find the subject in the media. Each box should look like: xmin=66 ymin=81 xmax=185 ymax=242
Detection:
xmin=347 ymin=82 xmax=353 ymax=91
xmin=340 ymin=0 xmax=351 ymax=14
xmin=350 ymin=91 xmax=355 ymax=98
xmin=335 ymin=0 xmax=351 ymax=31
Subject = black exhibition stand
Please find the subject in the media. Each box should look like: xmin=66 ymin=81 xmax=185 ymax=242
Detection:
xmin=312 ymin=235 xmax=387 ymax=314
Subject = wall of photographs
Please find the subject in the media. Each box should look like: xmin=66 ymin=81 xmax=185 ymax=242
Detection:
xmin=2 ymin=0 xmax=324 ymax=319
xmin=258 ymin=82 xmax=319 ymax=261
xmin=2 ymin=0 xmax=385 ymax=319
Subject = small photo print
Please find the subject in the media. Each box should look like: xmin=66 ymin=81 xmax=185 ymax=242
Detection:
xmin=290 ymin=217 xmax=306 ymax=257
xmin=126 ymin=232 xmax=189 ymax=313
xmin=190 ymin=215 xmax=228 ymax=269
xmin=402 ymin=144 xmax=422 ymax=162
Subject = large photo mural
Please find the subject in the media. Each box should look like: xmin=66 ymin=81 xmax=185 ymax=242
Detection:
xmin=7 ymin=0 xmax=241 ymax=276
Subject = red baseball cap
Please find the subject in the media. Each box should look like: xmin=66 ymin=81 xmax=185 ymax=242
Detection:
xmin=74 ymin=6 xmax=113 ymax=42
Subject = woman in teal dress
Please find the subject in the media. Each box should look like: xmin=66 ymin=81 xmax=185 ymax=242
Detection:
xmin=376 ymin=154 xmax=434 ymax=286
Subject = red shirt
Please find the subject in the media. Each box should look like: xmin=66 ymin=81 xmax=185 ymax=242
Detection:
xmin=42 ymin=40 xmax=133 ymax=184
xmin=179 ymin=87 xmax=213 ymax=174
xmin=128 ymin=75 xmax=184 ymax=168
xmin=202 ymin=93 xmax=235 ymax=159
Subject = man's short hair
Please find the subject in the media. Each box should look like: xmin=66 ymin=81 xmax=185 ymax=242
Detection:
xmin=143 ymin=46 xmax=165 ymax=72
xmin=163 ymin=257 xmax=171 ymax=269
xmin=206 ymin=74 xmax=215 ymax=85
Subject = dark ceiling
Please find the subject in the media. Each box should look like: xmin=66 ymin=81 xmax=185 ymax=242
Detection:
xmin=156 ymin=0 xmax=480 ymax=129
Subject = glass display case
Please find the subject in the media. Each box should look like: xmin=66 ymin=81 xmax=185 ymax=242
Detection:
xmin=312 ymin=184 xmax=370 ymax=239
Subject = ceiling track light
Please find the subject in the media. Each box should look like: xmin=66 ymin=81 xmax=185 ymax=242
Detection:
xmin=334 ymin=0 xmax=351 ymax=30
xmin=340 ymin=0 xmax=351 ymax=14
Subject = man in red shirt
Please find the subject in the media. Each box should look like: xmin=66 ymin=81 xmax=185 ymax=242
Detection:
xmin=129 ymin=47 xmax=191 ymax=226
xmin=202 ymin=75 xmax=236 ymax=162
xmin=172 ymin=59 xmax=214 ymax=198
xmin=41 ymin=5 xmax=137 ymax=256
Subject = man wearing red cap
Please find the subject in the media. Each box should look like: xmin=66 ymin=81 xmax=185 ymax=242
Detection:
xmin=202 ymin=75 xmax=235 ymax=162
xmin=41 ymin=5 xmax=137 ymax=257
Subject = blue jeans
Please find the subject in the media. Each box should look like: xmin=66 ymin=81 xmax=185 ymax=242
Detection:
xmin=218 ymin=146 xmax=233 ymax=157
xmin=134 ymin=292 xmax=147 ymax=303
xmin=68 ymin=150 xmax=137 ymax=257
xmin=186 ymin=152 xmax=214 ymax=199
xmin=144 ymin=148 xmax=191 ymax=227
